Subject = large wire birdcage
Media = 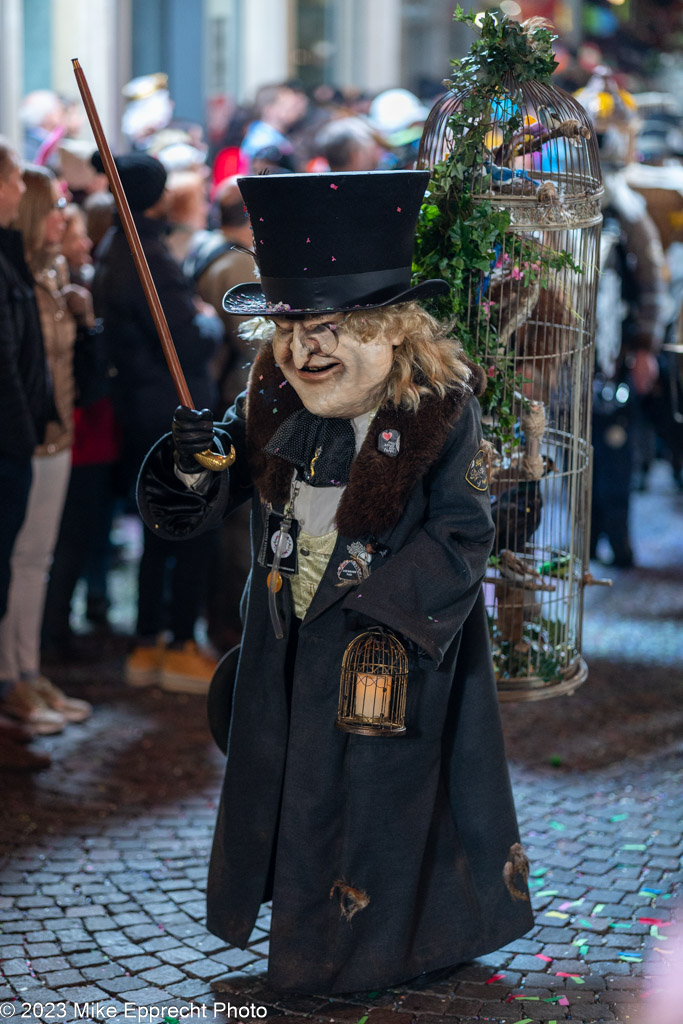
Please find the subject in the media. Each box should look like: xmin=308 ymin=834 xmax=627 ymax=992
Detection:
xmin=418 ymin=71 xmax=604 ymax=701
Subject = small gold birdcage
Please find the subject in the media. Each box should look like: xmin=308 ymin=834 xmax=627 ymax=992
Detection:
xmin=336 ymin=628 xmax=408 ymax=736
xmin=414 ymin=14 xmax=604 ymax=701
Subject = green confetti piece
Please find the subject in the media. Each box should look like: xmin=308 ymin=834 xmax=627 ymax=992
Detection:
xmin=511 ymin=1019 xmax=534 ymax=1024
xmin=619 ymin=954 xmax=643 ymax=962
xmin=609 ymin=813 xmax=628 ymax=822
xmin=531 ymin=866 xmax=549 ymax=877
xmin=572 ymin=936 xmax=588 ymax=946
xmin=592 ymin=903 xmax=606 ymax=914
xmin=572 ymin=977 xmax=585 ymax=984
xmin=356 ymin=1016 xmax=369 ymax=1024
xmin=622 ymin=843 xmax=646 ymax=851
xmin=610 ymin=922 xmax=633 ymax=929
xmin=543 ymin=996 xmax=561 ymax=1003
xmin=577 ymin=918 xmax=594 ymax=927
xmin=580 ymin=945 xmax=589 ymax=955
xmin=536 ymin=889 xmax=559 ymax=896
xmin=549 ymin=821 xmax=566 ymax=830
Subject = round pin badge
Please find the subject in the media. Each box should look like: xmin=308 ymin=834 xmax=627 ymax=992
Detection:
xmin=271 ymin=530 xmax=294 ymax=558
xmin=337 ymin=558 xmax=364 ymax=583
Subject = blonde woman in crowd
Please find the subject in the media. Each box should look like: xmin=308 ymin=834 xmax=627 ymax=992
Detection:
xmin=0 ymin=165 xmax=91 ymax=731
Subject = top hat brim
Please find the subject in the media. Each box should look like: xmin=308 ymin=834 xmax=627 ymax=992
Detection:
xmin=222 ymin=277 xmax=450 ymax=316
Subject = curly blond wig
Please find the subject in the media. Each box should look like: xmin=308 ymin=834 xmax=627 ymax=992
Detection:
xmin=240 ymin=302 xmax=472 ymax=412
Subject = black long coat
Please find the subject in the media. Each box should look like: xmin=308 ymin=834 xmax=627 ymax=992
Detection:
xmin=138 ymin=344 xmax=534 ymax=994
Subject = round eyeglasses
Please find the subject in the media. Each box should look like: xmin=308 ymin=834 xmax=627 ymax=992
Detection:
xmin=269 ymin=314 xmax=350 ymax=356
xmin=53 ymin=196 xmax=67 ymax=210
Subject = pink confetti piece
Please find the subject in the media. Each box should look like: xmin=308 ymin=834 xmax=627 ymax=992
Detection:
xmin=331 ymin=256 xmax=336 ymax=261
xmin=306 ymin=237 xmax=311 ymax=243
xmin=486 ymin=973 xmax=506 ymax=983
xmin=330 ymin=183 xmax=338 ymax=190
xmin=259 ymin=217 xmax=264 ymax=221
xmin=556 ymin=972 xmax=581 ymax=978
xmin=639 ymin=917 xmax=671 ymax=926
xmin=259 ymin=239 xmax=264 ymax=244
xmin=396 ymin=206 xmax=402 ymax=212
xmin=535 ymin=953 xmax=553 ymax=962
xmin=558 ymin=996 xmax=570 ymax=1006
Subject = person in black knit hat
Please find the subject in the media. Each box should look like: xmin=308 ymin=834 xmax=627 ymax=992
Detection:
xmin=92 ymin=149 xmax=225 ymax=694
xmin=136 ymin=170 xmax=533 ymax=993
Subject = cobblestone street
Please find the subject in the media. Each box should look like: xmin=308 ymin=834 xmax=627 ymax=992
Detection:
xmin=1 ymin=463 xmax=681 ymax=1024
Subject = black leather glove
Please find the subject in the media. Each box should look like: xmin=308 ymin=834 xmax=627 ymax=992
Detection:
xmin=172 ymin=406 xmax=215 ymax=473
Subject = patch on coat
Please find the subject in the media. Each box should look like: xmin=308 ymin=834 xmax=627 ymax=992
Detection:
xmin=503 ymin=842 xmax=530 ymax=901
xmin=465 ymin=447 xmax=490 ymax=491
xmin=329 ymin=880 xmax=370 ymax=921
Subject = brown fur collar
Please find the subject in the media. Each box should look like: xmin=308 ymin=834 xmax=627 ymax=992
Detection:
xmin=245 ymin=344 xmax=486 ymax=538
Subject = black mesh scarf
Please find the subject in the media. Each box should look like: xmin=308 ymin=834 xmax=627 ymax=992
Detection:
xmin=263 ymin=408 xmax=356 ymax=487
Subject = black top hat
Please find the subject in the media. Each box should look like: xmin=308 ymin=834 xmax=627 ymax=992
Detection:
xmin=222 ymin=170 xmax=449 ymax=315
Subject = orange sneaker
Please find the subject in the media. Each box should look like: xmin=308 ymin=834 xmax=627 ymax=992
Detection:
xmin=125 ymin=642 xmax=166 ymax=688
xmin=161 ymin=641 xmax=217 ymax=695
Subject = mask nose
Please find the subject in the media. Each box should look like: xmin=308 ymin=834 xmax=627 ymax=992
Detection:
xmin=292 ymin=326 xmax=323 ymax=368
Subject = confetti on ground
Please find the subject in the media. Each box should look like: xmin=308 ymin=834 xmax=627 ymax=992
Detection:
xmin=579 ymin=944 xmax=589 ymax=955
xmin=546 ymin=911 xmax=569 ymax=919
xmin=559 ymin=898 xmax=583 ymax=910
xmin=619 ymin=953 xmax=643 ymax=962
xmin=531 ymin=866 xmax=548 ymax=876
xmin=536 ymin=889 xmax=559 ymax=896
xmin=356 ymin=1015 xmax=368 ymax=1024
xmin=548 ymin=821 xmax=565 ymax=830
xmin=535 ymin=953 xmax=553 ymax=962
xmin=650 ymin=925 xmax=668 ymax=940
xmin=639 ymin=917 xmax=671 ymax=926
xmin=609 ymin=813 xmax=628 ymax=821
xmin=641 ymin=887 xmax=663 ymax=895
xmin=622 ymin=843 xmax=647 ymax=851
xmin=558 ymin=996 xmax=570 ymax=1006
xmin=511 ymin=1019 xmax=534 ymax=1024
xmin=591 ymin=903 xmax=605 ymax=915
xmin=654 ymin=946 xmax=673 ymax=956
xmin=487 ymin=973 xmax=506 ymax=983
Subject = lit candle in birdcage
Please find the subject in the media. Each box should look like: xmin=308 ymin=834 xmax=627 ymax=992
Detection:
xmin=336 ymin=628 xmax=408 ymax=736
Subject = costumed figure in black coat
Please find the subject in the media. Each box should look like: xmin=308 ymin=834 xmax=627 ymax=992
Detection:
xmin=137 ymin=170 xmax=534 ymax=993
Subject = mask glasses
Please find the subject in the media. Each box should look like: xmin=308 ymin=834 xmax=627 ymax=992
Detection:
xmin=270 ymin=314 xmax=350 ymax=356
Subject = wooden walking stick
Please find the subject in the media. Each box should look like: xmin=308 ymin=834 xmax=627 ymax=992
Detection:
xmin=71 ymin=58 xmax=234 ymax=472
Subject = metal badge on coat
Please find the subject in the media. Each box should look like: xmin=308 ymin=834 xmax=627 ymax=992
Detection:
xmin=377 ymin=429 xmax=400 ymax=456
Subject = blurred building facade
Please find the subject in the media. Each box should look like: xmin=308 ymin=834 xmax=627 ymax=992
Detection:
xmin=1 ymin=0 xmax=585 ymax=149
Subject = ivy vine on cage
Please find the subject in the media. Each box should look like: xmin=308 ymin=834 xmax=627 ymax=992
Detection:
xmin=412 ymin=7 xmax=589 ymax=450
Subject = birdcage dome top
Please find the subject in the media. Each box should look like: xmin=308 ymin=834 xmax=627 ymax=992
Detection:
xmin=419 ymin=77 xmax=602 ymax=207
